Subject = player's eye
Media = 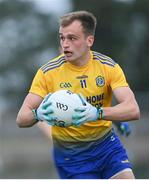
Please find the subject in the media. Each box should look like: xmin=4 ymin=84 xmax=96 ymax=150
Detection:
xmin=69 ymin=36 xmax=76 ymax=41
xmin=60 ymin=36 xmax=65 ymax=41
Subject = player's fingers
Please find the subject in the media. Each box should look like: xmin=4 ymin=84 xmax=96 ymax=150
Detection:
xmin=47 ymin=120 xmax=56 ymax=126
xmin=72 ymin=113 xmax=85 ymax=120
xmin=42 ymin=101 xmax=52 ymax=109
xmin=46 ymin=106 xmax=54 ymax=114
xmin=74 ymin=107 xmax=86 ymax=112
xmin=78 ymin=93 xmax=87 ymax=105
xmin=73 ymin=116 xmax=87 ymax=126
xmin=43 ymin=115 xmax=56 ymax=122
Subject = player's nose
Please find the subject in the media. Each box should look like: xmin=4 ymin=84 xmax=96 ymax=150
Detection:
xmin=61 ymin=39 xmax=70 ymax=49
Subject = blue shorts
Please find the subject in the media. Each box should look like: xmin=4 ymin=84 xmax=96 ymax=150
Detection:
xmin=53 ymin=130 xmax=132 ymax=179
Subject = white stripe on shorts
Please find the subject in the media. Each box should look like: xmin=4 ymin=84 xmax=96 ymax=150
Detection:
xmin=109 ymin=168 xmax=132 ymax=179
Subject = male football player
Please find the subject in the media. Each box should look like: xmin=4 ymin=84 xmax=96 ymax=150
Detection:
xmin=17 ymin=10 xmax=140 ymax=179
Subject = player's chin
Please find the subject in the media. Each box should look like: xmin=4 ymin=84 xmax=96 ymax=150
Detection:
xmin=65 ymin=56 xmax=73 ymax=62
xmin=64 ymin=54 xmax=74 ymax=61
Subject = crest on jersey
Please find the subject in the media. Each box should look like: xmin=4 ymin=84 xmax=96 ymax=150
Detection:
xmin=96 ymin=76 xmax=105 ymax=87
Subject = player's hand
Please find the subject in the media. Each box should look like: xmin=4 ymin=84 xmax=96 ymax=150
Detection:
xmin=33 ymin=94 xmax=57 ymax=126
xmin=72 ymin=94 xmax=103 ymax=126
xmin=115 ymin=122 xmax=131 ymax=136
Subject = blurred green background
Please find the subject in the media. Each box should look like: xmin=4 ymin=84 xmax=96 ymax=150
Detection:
xmin=0 ymin=0 xmax=149 ymax=178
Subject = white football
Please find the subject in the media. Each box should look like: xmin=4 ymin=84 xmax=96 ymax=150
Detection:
xmin=47 ymin=90 xmax=85 ymax=127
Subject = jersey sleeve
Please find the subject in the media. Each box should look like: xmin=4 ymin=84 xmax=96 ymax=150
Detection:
xmin=109 ymin=64 xmax=129 ymax=90
xmin=29 ymin=69 xmax=49 ymax=98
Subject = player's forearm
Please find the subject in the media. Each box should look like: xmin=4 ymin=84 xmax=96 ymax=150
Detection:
xmin=16 ymin=107 xmax=37 ymax=128
xmin=37 ymin=121 xmax=52 ymax=140
xmin=103 ymin=101 xmax=140 ymax=122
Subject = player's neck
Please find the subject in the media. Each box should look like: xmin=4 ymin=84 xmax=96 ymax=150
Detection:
xmin=71 ymin=50 xmax=91 ymax=67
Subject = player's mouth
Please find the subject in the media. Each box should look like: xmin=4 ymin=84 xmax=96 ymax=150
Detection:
xmin=64 ymin=51 xmax=73 ymax=58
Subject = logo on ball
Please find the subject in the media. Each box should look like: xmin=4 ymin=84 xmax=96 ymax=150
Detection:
xmin=56 ymin=102 xmax=68 ymax=111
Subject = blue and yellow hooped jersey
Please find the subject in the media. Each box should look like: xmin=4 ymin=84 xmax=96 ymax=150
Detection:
xmin=29 ymin=51 xmax=128 ymax=142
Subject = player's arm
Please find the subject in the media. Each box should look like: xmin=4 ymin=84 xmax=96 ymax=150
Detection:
xmin=16 ymin=93 xmax=43 ymax=127
xmin=17 ymin=92 xmax=57 ymax=128
xmin=103 ymin=86 xmax=140 ymax=121
xmin=37 ymin=121 xmax=52 ymax=140
xmin=72 ymin=87 xmax=140 ymax=126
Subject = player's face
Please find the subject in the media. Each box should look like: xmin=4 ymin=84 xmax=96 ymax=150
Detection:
xmin=59 ymin=20 xmax=94 ymax=66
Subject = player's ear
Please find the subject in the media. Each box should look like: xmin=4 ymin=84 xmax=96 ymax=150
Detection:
xmin=86 ymin=35 xmax=94 ymax=47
